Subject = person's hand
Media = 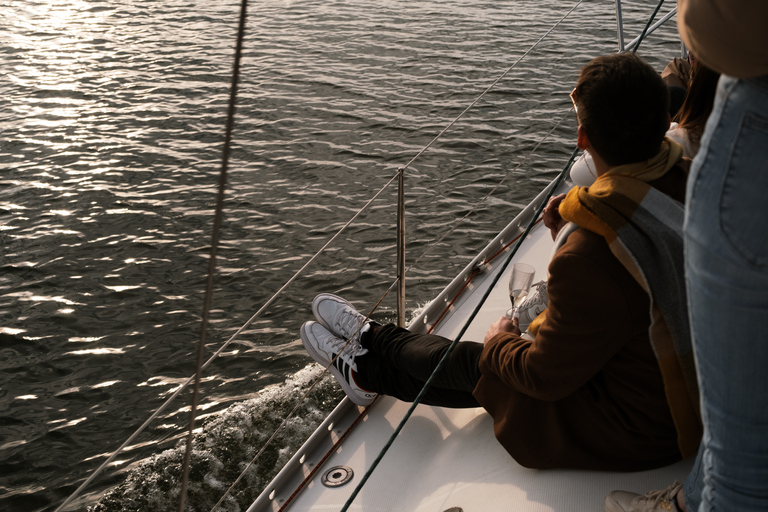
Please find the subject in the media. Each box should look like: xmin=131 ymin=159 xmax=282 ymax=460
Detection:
xmin=543 ymin=193 xmax=567 ymax=240
xmin=484 ymin=315 xmax=521 ymax=344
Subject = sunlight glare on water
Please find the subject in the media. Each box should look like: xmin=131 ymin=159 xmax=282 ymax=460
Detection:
xmin=0 ymin=0 xmax=683 ymax=510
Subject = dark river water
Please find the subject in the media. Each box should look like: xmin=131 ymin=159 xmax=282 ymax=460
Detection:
xmin=0 ymin=1 xmax=681 ymax=510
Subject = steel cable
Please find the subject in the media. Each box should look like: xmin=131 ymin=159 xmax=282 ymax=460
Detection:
xmin=56 ymin=1 xmax=583 ymax=509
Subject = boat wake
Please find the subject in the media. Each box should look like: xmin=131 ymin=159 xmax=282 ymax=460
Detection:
xmin=89 ymin=365 xmax=343 ymax=512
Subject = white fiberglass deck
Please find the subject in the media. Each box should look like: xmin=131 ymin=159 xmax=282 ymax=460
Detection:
xmin=249 ymin=188 xmax=694 ymax=512
xmin=275 ymin=397 xmax=691 ymax=511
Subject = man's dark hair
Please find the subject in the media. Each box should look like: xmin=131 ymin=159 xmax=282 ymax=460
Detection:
xmin=573 ymin=53 xmax=670 ymax=167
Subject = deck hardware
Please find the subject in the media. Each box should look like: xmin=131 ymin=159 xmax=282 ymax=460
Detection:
xmin=321 ymin=465 xmax=354 ymax=487
xmin=468 ymin=260 xmax=486 ymax=276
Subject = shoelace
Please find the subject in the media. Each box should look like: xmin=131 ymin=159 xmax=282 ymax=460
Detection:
xmin=529 ymin=280 xmax=547 ymax=300
xmin=631 ymin=481 xmax=682 ymax=510
xmin=519 ymin=281 xmax=548 ymax=321
xmin=320 ymin=328 xmax=359 ymax=359
xmin=334 ymin=308 xmax=364 ymax=341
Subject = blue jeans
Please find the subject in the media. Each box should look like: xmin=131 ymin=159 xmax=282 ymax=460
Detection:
xmin=682 ymin=74 xmax=768 ymax=511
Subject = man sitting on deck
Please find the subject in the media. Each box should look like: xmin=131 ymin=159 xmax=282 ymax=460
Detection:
xmin=300 ymin=53 xmax=702 ymax=471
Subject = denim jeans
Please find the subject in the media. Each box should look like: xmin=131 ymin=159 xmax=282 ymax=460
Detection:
xmin=682 ymin=74 xmax=768 ymax=511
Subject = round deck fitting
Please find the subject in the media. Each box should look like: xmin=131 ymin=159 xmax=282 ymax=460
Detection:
xmin=321 ymin=465 xmax=354 ymax=487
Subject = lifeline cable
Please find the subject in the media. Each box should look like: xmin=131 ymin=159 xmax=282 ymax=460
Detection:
xmin=178 ymin=0 xmax=250 ymax=510
xmin=339 ymin=146 xmax=580 ymax=512
xmin=630 ymin=0 xmax=665 ymax=54
xmin=208 ymin=107 xmax=572 ymax=509
xmin=338 ymin=4 xmax=672 ymax=506
xmin=57 ymin=1 xmax=582 ymax=509
xmin=212 ymin=1 xmax=585 ymax=507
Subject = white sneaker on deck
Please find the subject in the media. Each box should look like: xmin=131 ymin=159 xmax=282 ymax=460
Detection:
xmin=516 ymin=280 xmax=548 ymax=332
xmin=312 ymin=293 xmax=369 ymax=347
xmin=604 ymin=480 xmax=683 ymax=512
xmin=300 ymin=321 xmax=376 ymax=407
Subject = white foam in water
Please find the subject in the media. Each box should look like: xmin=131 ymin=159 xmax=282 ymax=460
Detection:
xmin=89 ymin=365 xmax=343 ymax=512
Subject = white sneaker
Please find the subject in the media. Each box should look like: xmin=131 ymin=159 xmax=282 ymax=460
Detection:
xmin=516 ymin=280 xmax=548 ymax=332
xmin=300 ymin=321 xmax=376 ymax=406
xmin=312 ymin=293 xmax=369 ymax=348
xmin=604 ymin=481 xmax=683 ymax=512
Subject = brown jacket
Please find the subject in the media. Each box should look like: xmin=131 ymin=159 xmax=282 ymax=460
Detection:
xmin=473 ymin=167 xmax=687 ymax=471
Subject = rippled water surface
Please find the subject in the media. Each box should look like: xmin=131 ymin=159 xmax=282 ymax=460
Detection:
xmin=0 ymin=0 xmax=681 ymax=510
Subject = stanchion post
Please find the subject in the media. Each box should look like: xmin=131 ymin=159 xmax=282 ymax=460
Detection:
xmin=396 ymin=168 xmax=406 ymax=327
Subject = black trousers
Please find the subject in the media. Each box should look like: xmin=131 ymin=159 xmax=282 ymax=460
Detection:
xmin=354 ymin=323 xmax=483 ymax=408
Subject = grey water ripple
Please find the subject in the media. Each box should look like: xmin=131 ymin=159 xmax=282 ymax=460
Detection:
xmin=0 ymin=0 xmax=684 ymax=510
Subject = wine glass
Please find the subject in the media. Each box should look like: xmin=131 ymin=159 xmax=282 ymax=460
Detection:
xmin=505 ymin=263 xmax=535 ymax=318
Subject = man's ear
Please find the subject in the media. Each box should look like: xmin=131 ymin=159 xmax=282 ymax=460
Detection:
xmin=577 ymin=125 xmax=590 ymax=150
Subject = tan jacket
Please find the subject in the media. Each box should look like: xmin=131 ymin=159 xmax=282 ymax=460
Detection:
xmin=473 ymin=168 xmax=688 ymax=471
xmin=678 ymin=0 xmax=768 ymax=78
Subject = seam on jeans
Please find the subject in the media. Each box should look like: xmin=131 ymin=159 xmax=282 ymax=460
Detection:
xmin=686 ymin=79 xmax=738 ymax=226
xmin=717 ymin=111 xmax=768 ymax=268
xmin=703 ymin=447 xmax=715 ymax=511
xmin=683 ymin=446 xmax=704 ymax=511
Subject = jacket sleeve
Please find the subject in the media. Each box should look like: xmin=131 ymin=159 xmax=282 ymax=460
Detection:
xmin=478 ymin=239 xmax=643 ymax=401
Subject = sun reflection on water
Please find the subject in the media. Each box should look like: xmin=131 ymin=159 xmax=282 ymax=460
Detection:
xmin=5 ymin=0 xmax=121 ymax=189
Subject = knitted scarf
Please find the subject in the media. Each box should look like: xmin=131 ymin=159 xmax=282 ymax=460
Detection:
xmin=556 ymin=139 xmax=702 ymax=457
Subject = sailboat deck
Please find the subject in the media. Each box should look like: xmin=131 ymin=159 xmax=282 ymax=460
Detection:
xmin=274 ymin=398 xmax=690 ymax=511
xmin=248 ymin=190 xmax=693 ymax=512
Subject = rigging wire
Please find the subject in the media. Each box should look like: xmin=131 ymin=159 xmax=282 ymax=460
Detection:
xmin=207 ymin=10 xmax=585 ymax=512
xmin=207 ymin=2 xmax=588 ymax=505
xmin=53 ymin=0 xmax=249 ymax=508
xmin=628 ymin=0 xmax=665 ymax=54
xmin=338 ymin=2 xmax=672 ymax=509
xmin=339 ymin=146 xmax=580 ymax=512
xmin=207 ymin=108 xmax=571 ymax=509
xmin=395 ymin=0 xmax=583 ymax=177
xmin=58 ymin=0 xmax=585 ymax=510
xmin=178 ymin=0 xmax=250 ymax=510
xmin=208 ymin=2 xmax=586 ymax=509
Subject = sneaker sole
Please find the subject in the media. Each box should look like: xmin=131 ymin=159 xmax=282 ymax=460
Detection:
xmin=300 ymin=321 xmax=374 ymax=407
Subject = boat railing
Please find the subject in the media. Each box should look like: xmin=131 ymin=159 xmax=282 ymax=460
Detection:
xmin=227 ymin=2 xmax=683 ymax=511
xmin=55 ymin=1 xmax=683 ymax=510
xmin=618 ymin=0 xmax=678 ymax=54
xmin=250 ymin=2 xmax=684 ymax=511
